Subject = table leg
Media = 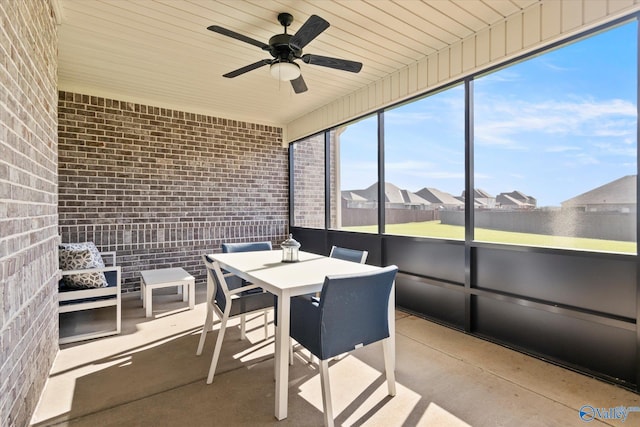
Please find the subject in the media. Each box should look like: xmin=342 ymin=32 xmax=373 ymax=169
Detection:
xmin=141 ymin=279 xmax=146 ymax=306
xmin=389 ymin=281 xmax=396 ymax=370
xmin=274 ymin=291 xmax=290 ymax=420
xmin=145 ymin=286 xmax=153 ymax=318
xmin=188 ymin=280 xmax=195 ymax=309
xmin=182 ymin=282 xmax=188 ymax=303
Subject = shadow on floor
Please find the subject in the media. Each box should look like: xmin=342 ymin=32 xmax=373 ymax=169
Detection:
xmin=33 ymin=290 xmax=640 ymax=426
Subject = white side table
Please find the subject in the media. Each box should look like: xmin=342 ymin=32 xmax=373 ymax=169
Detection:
xmin=140 ymin=267 xmax=195 ymax=318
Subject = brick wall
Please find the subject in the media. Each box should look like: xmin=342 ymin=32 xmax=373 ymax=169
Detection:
xmin=291 ymin=129 xmax=342 ymax=229
xmin=0 ymin=0 xmax=59 ymax=425
xmin=58 ymin=92 xmax=289 ymax=291
xmin=292 ymin=133 xmax=325 ymax=228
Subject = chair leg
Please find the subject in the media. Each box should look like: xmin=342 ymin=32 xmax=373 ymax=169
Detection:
xmin=264 ymin=309 xmax=268 ymax=338
xmin=196 ymin=301 xmax=215 ymax=356
xmin=240 ymin=313 xmax=246 ymax=340
xmin=319 ymin=359 xmax=334 ymax=427
xmin=289 ymin=337 xmax=294 ymax=365
xmin=382 ymin=338 xmax=396 ymax=396
xmin=207 ymin=311 xmax=230 ymax=384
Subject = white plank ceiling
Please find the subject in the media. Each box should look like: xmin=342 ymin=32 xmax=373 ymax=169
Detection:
xmin=56 ymin=0 xmax=538 ymax=126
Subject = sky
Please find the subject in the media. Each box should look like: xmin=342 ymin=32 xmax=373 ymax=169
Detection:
xmin=338 ymin=20 xmax=637 ymax=207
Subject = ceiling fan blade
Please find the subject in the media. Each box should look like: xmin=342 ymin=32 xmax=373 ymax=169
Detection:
xmin=301 ymin=54 xmax=362 ymax=73
xmin=289 ymin=15 xmax=329 ymax=50
xmin=223 ymin=59 xmax=271 ymax=78
xmin=207 ymin=25 xmax=269 ymax=50
xmin=290 ymin=75 xmax=308 ymax=93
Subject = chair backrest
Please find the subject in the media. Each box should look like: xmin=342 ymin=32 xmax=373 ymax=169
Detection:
xmin=317 ymin=265 xmax=398 ymax=359
xmin=203 ymin=255 xmax=231 ymax=312
xmin=220 ymin=242 xmax=272 ymax=288
xmin=222 ymin=241 xmax=272 ymax=253
xmin=329 ymin=246 xmax=368 ymax=264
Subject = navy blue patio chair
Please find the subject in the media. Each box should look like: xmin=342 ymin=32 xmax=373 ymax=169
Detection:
xmin=196 ymin=241 xmax=273 ymax=352
xmin=198 ymin=254 xmax=275 ymax=384
xmin=329 ymin=246 xmax=368 ymax=264
xmin=276 ymin=245 xmax=371 ymax=363
xmin=289 ymin=265 xmax=398 ymax=427
xmin=221 ymin=241 xmax=273 ymax=337
xmin=222 ymin=241 xmax=273 ymax=254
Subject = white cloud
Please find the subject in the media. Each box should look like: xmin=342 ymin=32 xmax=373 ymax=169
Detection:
xmin=386 ymin=160 xmax=464 ymax=180
xmin=386 ymin=160 xmax=435 ymax=171
xmin=564 ymin=153 xmax=600 ymax=167
xmin=385 ymin=88 xmax=465 ymax=126
xmin=592 ymin=142 xmax=636 ymax=157
xmin=477 ymin=69 xmax=522 ymax=83
xmin=545 ymin=145 xmax=581 ymax=152
xmin=344 ymin=161 xmax=377 ymax=171
xmin=539 ymin=57 xmax=573 ymax=72
xmin=385 ymin=111 xmax=436 ymax=124
xmin=474 ymin=97 xmax=637 ymax=153
xmin=473 ymin=172 xmax=492 ymax=180
xmin=417 ymin=171 xmax=465 ymax=179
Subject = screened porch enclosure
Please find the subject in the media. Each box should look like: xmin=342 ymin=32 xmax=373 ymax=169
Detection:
xmin=290 ymin=15 xmax=640 ymax=390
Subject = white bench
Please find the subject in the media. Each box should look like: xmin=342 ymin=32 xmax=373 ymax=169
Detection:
xmin=59 ymin=251 xmax=122 ymax=344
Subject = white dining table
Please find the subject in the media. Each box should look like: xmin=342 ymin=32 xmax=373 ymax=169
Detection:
xmin=207 ymin=249 xmax=395 ymax=421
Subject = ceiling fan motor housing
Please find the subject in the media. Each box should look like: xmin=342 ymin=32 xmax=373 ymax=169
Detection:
xmin=268 ymin=33 xmax=301 ymax=62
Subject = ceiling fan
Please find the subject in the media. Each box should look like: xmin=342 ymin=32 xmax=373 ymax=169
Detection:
xmin=207 ymin=13 xmax=363 ymax=94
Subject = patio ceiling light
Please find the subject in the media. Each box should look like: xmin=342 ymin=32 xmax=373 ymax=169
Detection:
xmin=270 ymin=61 xmax=301 ymax=81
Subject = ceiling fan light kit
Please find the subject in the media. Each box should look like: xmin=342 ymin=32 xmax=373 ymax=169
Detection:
xmin=270 ymin=61 xmax=301 ymax=81
xmin=207 ymin=12 xmax=362 ymax=93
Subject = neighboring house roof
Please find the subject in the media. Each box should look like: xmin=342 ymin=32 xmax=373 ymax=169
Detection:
xmin=458 ymin=188 xmax=495 ymax=208
xmin=416 ymin=187 xmax=464 ymax=206
xmin=399 ymin=189 xmax=430 ymax=205
xmin=562 ymin=175 xmax=636 ymax=207
xmin=344 ymin=183 xmax=542 ymax=210
xmin=341 ymin=191 xmax=368 ymax=202
xmin=498 ymin=194 xmax=531 ymax=207
xmin=460 ymin=189 xmax=494 ymax=199
xmin=511 ymin=190 xmax=530 ymax=201
xmin=497 ymin=191 xmax=537 ymax=207
xmin=474 ymin=188 xmax=493 ymax=199
xmin=499 ymin=194 xmax=522 ymax=206
xmin=347 ymin=182 xmax=430 ymax=205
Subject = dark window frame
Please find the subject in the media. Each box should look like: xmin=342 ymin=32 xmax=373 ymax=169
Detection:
xmin=289 ymin=12 xmax=639 ymax=258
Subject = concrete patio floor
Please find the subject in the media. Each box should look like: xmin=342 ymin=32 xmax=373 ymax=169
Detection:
xmin=31 ymin=285 xmax=640 ymax=426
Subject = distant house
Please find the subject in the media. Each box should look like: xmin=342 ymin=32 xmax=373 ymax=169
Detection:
xmin=458 ymin=189 xmax=496 ymax=209
xmin=343 ymin=182 xmax=431 ymax=210
xmin=341 ymin=191 xmax=370 ymax=209
xmin=344 ymin=183 xmax=541 ymax=211
xmin=496 ymin=191 xmax=537 ymax=210
xmin=561 ymin=175 xmax=636 ymax=213
xmin=415 ymin=187 xmax=464 ymax=209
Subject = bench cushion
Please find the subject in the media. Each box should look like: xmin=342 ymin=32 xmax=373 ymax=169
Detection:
xmin=59 ymin=270 xmax=118 ymax=306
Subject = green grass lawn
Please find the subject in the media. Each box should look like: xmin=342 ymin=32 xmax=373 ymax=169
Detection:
xmin=344 ymin=220 xmax=636 ymax=254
